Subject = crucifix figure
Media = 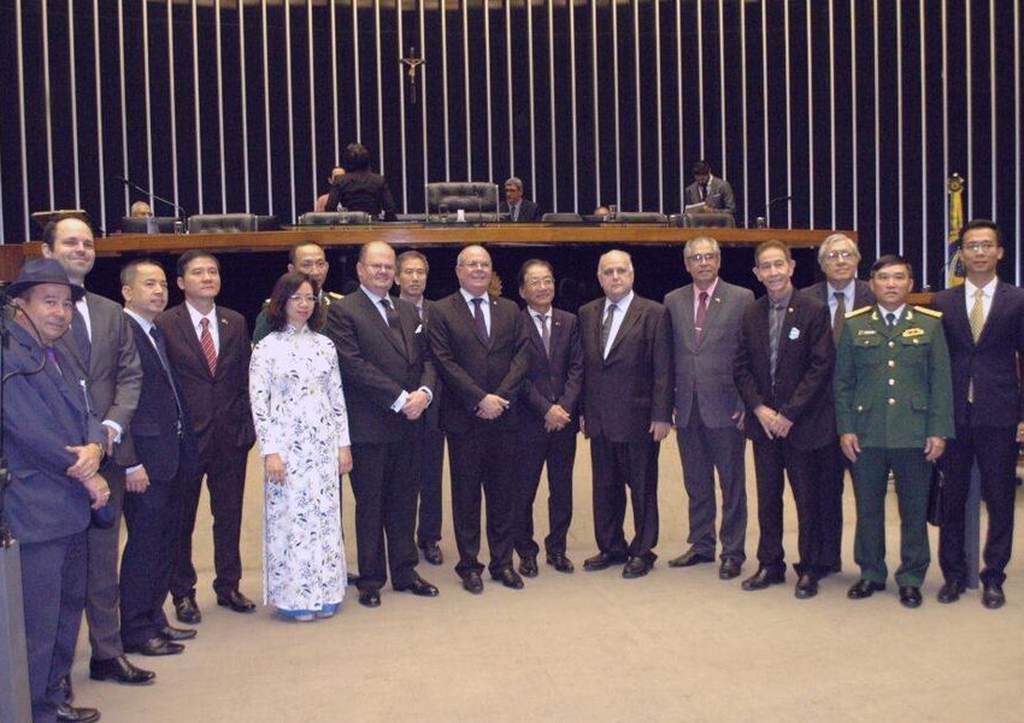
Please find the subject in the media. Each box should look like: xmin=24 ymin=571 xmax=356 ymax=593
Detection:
xmin=401 ymin=45 xmax=425 ymax=105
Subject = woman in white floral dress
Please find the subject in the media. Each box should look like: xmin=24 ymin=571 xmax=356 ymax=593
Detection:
xmin=250 ymin=272 xmax=353 ymax=621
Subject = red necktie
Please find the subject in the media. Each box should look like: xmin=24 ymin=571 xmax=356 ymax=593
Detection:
xmin=200 ymin=317 xmax=218 ymax=375
xmin=694 ymin=291 xmax=709 ymax=345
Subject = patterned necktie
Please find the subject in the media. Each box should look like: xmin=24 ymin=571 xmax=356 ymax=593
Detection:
xmin=536 ymin=313 xmax=550 ymax=357
xmin=512 ymin=203 xmax=519 ymax=222
xmin=199 ymin=317 xmax=218 ymax=375
xmin=380 ymin=298 xmax=407 ymax=351
xmin=969 ymin=287 xmax=985 ymax=342
xmin=471 ymin=297 xmax=489 ymax=344
xmin=832 ymin=291 xmax=846 ymax=344
xmin=600 ymin=303 xmax=618 ymax=356
xmin=769 ymin=302 xmax=786 ymax=381
xmin=694 ymin=291 xmax=709 ymax=345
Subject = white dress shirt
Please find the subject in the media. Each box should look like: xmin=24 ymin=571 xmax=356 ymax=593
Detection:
xmin=185 ymin=301 xmax=220 ymax=354
xmin=603 ymin=291 xmax=634 ymax=358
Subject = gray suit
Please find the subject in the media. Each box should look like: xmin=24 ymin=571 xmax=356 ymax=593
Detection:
xmin=665 ymin=279 xmax=752 ymax=562
xmin=56 ymin=291 xmax=142 ymax=660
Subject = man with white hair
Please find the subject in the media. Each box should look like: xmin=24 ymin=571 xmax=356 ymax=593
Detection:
xmin=499 ymin=177 xmax=541 ymax=222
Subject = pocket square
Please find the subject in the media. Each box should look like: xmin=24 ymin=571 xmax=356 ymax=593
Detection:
xmin=415 ymin=324 xmax=423 ymax=334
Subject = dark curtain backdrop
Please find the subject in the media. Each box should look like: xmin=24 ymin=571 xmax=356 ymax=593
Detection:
xmin=1 ymin=0 xmax=1022 ymax=291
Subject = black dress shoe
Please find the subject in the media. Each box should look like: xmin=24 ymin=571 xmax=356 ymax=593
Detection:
xmin=358 ymin=589 xmax=382 ymax=608
xmin=719 ymin=558 xmax=742 ymax=580
xmin=982 ymin=582 xmax=1006 ymax=609
xmin=216 ymin=589 xmax=256 ymax=613
xmin=622 ymin=556 xmax=652 ymax=579
xmin=420 ymin=543 xmax=443 ymax=566
xmin=159 ymin=625 xmax=197 ymax=641
xmin=847 ymin=579 xmax=886 ymax=599
xmin=518 ymin=555 xmax=539 ymax=577
xmin=741 ymin=567 xmax=786 ymax=591
xmin=668 ymin=548 xmax=714 ymax=568
xmin=174 ymin=595 xmax=202 ymax=624
xmin=794 ymin=573 xmax=819 ymax=599
xmin=123 ymin=637 xmax=185 ymax=656
xmin=89 ymin=655 xmax=156 ymax=684
xmin=490 ymin=567 xmax=525 ymax=589
xmin=937 ymin=580 xmax=966 ymax=604
xmin=582 ymin=552 xmax=627 ymax=571
xmin=56 ymin=703 xmax=100 ymax=723
xmin=899 ymin=585 xmax=922 ymax=608
xmin=546 ymin=553 xmax=575 ymax=573
xmin=394 ymin=574 xmax=439 ymax=597
xmin=461 ymin=571 xmax=484 ymax=594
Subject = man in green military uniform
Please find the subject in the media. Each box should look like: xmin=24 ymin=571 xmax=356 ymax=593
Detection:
xmin=252 ymin=241 xmax=343 ymax=344
xmin=834 ymin=254 xmax=954 ymax=608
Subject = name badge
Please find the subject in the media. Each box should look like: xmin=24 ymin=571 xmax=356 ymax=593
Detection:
xmin=902 ymin=327 xmax=925 ymax=338
xmin=856 ymin=329 xmax=877 ymax=336
xmin=788 ymin=327 xmax=800 ymax=341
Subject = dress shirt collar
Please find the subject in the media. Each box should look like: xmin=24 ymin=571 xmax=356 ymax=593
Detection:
xmin=185 ymin=301 xmax=218 ymax=328
xmin=826 ymin=281 xmax=854 ymax=307
xmin=459 ymin=287 xmax=489 ymax=305
xmin=604 ymin=290 xmax=634 ymax=315
xmin=360 ymin=285 xmax=390 ymax=305
xmin=877 ymin=304 xmax=906 ymax=323
xmin=693 ymin=278 xmax=719 ymax=303
xmin=123 ymin=307 xmax=154 ymax=335
xmin=964 ymin=276 xmax=998 ymax=299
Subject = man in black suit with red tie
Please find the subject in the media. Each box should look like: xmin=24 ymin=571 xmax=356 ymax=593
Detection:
xmin=156 ymin=250 xmax=257 ymax=623
xmin=118 ymin=259 xmax=199 ymax=655
xmin=515 ymin=259 xmax=584 ymax=576
xmin=333 ymin=241 xmax=440 ymax=608
xmin=933 ymin=219 xmax=1024 ymax=609
xmin=734 ymin=240 xmax=836 ymax=599
xmin=799 ymin=232 xmax=875 ymax=575
xmin=428 ymin=245 xmax=530 ymax=594
xmin=579 ymin=250 xmax=673 ymax=579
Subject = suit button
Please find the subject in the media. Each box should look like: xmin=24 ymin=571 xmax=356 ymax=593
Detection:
xmin=888 ymin=398 xmax=896 ymax=405
xmin=888 ymin=379 xmax=895 ymax=386
xmin=856 ymin=405 xmax=864 ymax=412
xmin=888 ymin=341 xmax=895 ymax=348
xmin=888 ymin=360 xmax=895 ymax=368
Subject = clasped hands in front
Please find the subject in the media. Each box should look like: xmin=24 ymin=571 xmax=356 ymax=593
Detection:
xmin=754 ymin=405 xmax=794 ymax=440
xmin=475 ymin=393 xmax=509 ymax=420
xmin=65 ymin=442 xmax=110 ymax=509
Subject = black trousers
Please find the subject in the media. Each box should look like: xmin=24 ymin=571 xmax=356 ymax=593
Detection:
xmin=171 ymin=446 xmax=248 ymax=598
xmin=446 ymin=425 xmax=520 ymax=576
xmin=939 ymin=424 xmax=1019 ymax=586
xmin=84 ymin=461 xmax=126 ymax=660
xmin=21 ymin=531 xmax=86 ymax=722
xmin=415 ymin=426 xmax=445 ymax=547
xmin=514 ymin=421 xmax=577 ymax=558
xmin=590 ymin=435 xmax=660 ymax=561
xmin=816 ymin=439 xmax=848 ymax=571
xmin=751 ymin=437 xmax=824 ymax=576
xmin=349 ymin=435 xmax=420 ymax=591
xmin=120 ymin=471 xmax=183 ymax=647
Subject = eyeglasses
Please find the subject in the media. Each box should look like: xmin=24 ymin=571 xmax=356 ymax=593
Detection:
xmin=459 ymin=261 xmax=492 ymax=270
xmin=525 ymin=276 xmax=555 ymax=289
xmin=825 ymin=250 xmax=855 ymax=260
xmin=685 ymin=253 xmax=719 ymax=263
xmin=365 ymin=263 xmax=395 ymax=273
xmin=288 ymin=294 xmax=317 ymax=304
xmin=963 ymin=242 xmax=997 ymax=253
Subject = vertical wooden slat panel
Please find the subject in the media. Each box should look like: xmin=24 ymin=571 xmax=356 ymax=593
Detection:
xmin=484 ymin=0 xmax=493 ymax=182
xmin=784 ymin=0 xmax=792 ymax=228
xmin=849 ymin=0 xmax=857 ymax=234
xmin=941 ymin=0 xmax=949 ymax=280
xmin=143 ymin=0 xmax=154 ymax=209
xmin=896 ymin=0 xmax=904 ymax=255
xmin=309 ymin=0 xmax=319 ymax=211
xmin=806 ymin=0 xmax=814 ymax=228
xmin=191 ymin=0 xmax=203 ymax=213
xmin=872 ymin=0 xmax=879 ymax=256
xmin=920 ymin=0 xmax=928 ymax=285
xmin=740 ymin=0 xmax=748 ymax=227
xmin=965 ymin=0 xmax=972 ymax=219
xmin=547 ymin=0 xmax=557 ymax=208
xmin=239 ymin=0 xmax=250 ymax=212
xmin=829 ymin=0 xmax=836 ymax=230
xmin=67 ymin=0 xmax=80 ymax=208
xmin=696 ymin=0 xmax=704 ymax=159
xmin=397 ymin=0 xmax=408 ymax=212
xmin=632 ymin=0 xmax=641 ymax=210
xmin=1016 ymin=0 xmax=1021 ymax=284
xmin=570 ymin=0 xmax=578 ymax=211
xmin=42 ymin=0 xmax=55 ymax=208
xmin=262 ymin=0 xmax=273 ymax=214
xmin=167 ymin=0 xmax=180 ymax=213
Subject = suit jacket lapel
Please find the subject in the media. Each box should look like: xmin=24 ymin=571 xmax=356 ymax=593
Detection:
xmin=175 ymin=305 xmax=214 ymax=379
xmin=453 ymin=294 xmax=491 ymax=349
xmin=360 ymin=291 xmax=407 ymax=358
xmin=947 ymin=285 xmax=974 ymax=348
xmin=607 ymin=300 xmax=640 ymax=360
xmin=678 ymin=287 xmax=697 ymax=350
xmin=699 ymin=285 xmax=727 ymax=349
xmin=975 ymin=281 xmax=1005 ymax=347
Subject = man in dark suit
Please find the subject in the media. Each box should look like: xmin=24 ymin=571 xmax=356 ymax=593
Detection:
xmin=734 ymin=240 xmax=836 ymax=599
xmin=156 ymin=250 xmax=257 ymax=623
xmin=664 ymin=237 xmax=753 ymax=580
xmin=799 ymin=232 xmax=875 ymax=575
xmin=579 ymin=250 xmax=673 ymax=579
xmin=118 ymin=259 xmax=200 ymax=656
xmin=396 ymin=250 xmax=445 ymax=566
xmin=3 ymin=258 xmax=111 ymax=723
xmin=498 ymin=177 xmax=541 ymax=222
xmin=323 ymin=142 xmax=397 ymax=220
xmin=332 ymin=241 xmax=440 ymax=608
xmin=252 ymin=242 xmax=344 ymax=344
xmin=683 ymin=160 xmax=736 ymax=217
xmin=933 ymin=219 xmax=1024 ymax=609
xmin=42 ymin=217 xmax=154 ymax=689
xmin=515 ymin=259 xmax=584 ymax=576
xmin=427 ymin=245 xmax=531 ymax=594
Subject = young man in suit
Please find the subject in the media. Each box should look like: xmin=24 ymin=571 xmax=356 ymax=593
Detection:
xmin=396 ymin=250 xmax=446 ymax=566
xmin=515 ymin=259 xmax=584 ymax=576
xmin=664 ymin=237 xmax=754 ymax=580
xmin=42 ymin=217 xmax=154 ymax=690
xmin=156 ymin=250 xmax=257 ymax=623
xmin=499 ymin=177 xmax=541 ymax=222
xmin=799 ymin=232 xmax=876 ymax=575
xmin=579 ymin=250 xmax=673 ymax=579
xmin=333 ymin=241 xmax=440 ymax=608
xmin=683 ymin=160 xmax=736 ymax=217
xmin=932 ymin=219 xmax=1024 ymax=609
xmin=427 ymin=245 xmax=531 ymax=594
xmin=734 ymin=240 xmax=836 ymax=599
xmin=118 ymin=259 xmax=200 ymax=655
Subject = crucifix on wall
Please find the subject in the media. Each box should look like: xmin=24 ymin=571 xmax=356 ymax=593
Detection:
xmin=400 ymin=45 xmax=424 ymax=105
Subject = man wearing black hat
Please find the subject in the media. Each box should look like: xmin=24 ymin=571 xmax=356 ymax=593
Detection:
xmin=2 ymin=258 xmax=111 ymax=723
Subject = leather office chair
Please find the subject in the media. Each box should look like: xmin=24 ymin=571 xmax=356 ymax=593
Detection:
xmin=297 ymin=211 xmax=371 ymax=226
xmin=606 ymin=212 xmax=668 ymax=224
xmin=396 ymin=213 xmax=427 ymax=223
xmin=425 ymin=182 xmax=499 ymax=222
xmin=256 ymin=215 xmax=281 ymax=231
xmin=541 ymin=212 xmax=584 ymax=223
xmin=187 ymin=213 xmax=258 ymax=233
xmin=120 ymin=216 xmax=179 ymax=234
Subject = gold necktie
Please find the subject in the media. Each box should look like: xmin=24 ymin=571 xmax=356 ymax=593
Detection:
xmin=968 ymin=287 xmax=985 ymax=402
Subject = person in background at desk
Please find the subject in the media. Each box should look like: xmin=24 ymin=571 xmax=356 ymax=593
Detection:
xmin=130 ymin=201 xmax=152 ymax=218
xmin=684 ymin=160 xmax=736 ymax=218
xmin=499 ymin=177 xmax=541 ymax=222
xmin=323 ymin=142 xmax=396 ymax=221
xmin=932 ymin=219 xmax=1024 ymax=609
xmin=315 ymin=166 xmax=345 ymax=212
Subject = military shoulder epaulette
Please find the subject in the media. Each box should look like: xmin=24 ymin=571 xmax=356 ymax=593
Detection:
xmin=913 ymin=305 xmax=942 ymax=318
xmin=326 ymin=291 xmax=344 ymax=300
xmin=844 ymin=305 xmax=872 ymax=319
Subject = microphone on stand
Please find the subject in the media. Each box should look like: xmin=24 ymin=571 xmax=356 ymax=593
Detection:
xmin=112 ymin=175 xmax=188 ymax=220
xmin=759 ymin=195 xmax=793 ymax=228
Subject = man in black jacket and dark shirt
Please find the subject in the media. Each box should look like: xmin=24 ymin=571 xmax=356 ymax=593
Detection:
xmin=323 ymin=142 xmax=397 ymax=221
